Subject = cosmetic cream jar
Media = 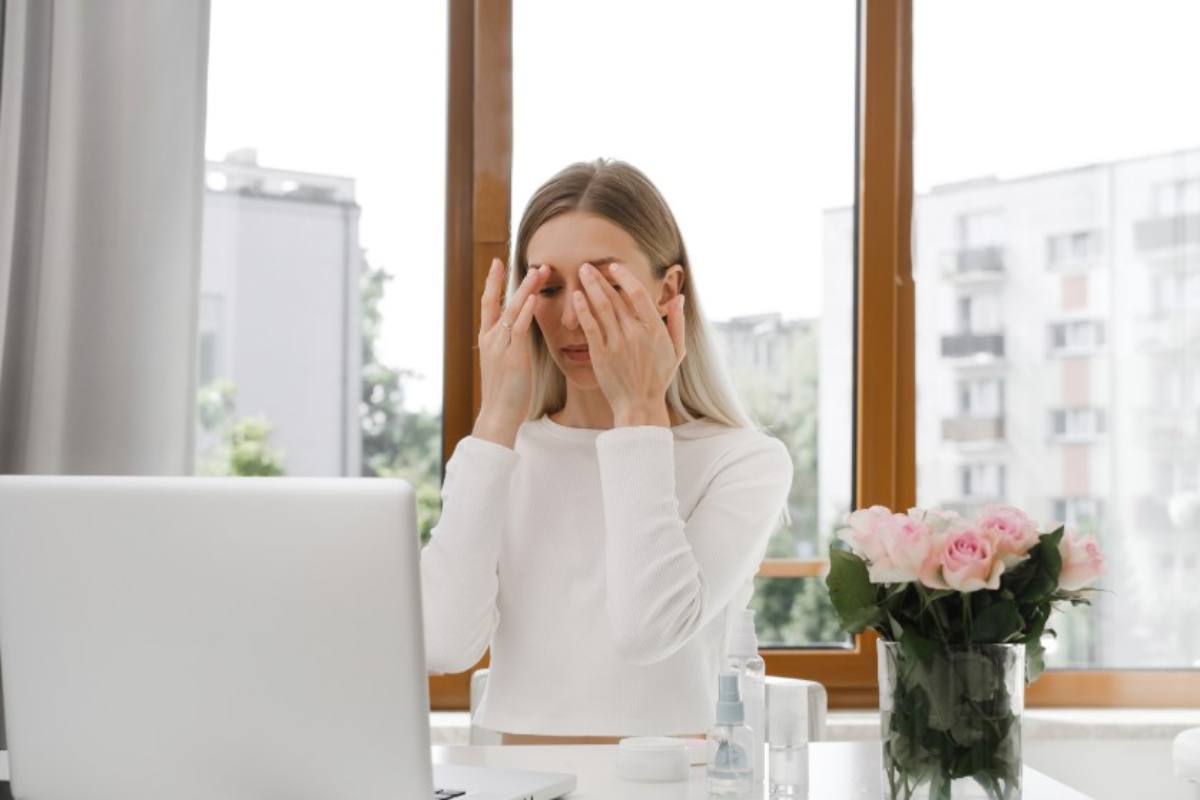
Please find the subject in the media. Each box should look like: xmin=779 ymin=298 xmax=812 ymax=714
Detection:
xmin=615 ymin=736 xmax=690 ymax=782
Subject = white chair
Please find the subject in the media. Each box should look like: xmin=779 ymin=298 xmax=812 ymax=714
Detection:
xmin=467 ymin=668 xmax=828 ymax=745
xmin=1174 ymin=727 xmax=1200 ymax=798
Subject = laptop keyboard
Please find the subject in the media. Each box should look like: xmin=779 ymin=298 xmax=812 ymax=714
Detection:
xmin=434 ymin=790 xmax=466 ymax=799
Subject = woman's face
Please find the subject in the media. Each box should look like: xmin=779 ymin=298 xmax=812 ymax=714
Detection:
xmin=526 ymin=211 xmax=680 ymax=390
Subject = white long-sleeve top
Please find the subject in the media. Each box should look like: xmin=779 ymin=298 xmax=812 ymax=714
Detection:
xmin=419 ymin=416 xmax=793 ymax=736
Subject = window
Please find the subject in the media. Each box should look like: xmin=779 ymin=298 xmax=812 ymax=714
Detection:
xmin=1152 ymin=178 xmax=1200 ymax=217
xmin=200 ymin=1 xmax=447 ymax=531
xmin=1046 ymin=229 xmax=1102 ymax=268
xmin=1049 ymin=320 xmax=1106 ymax=354
xmin=513 ymin=0 xmax=857 ymax=648
xmin=916 ymin=0 xmax=1200 ymax=674
xmin=958 ymin=462 xmax=1006 ymax=501
xmin=957 ymin=210 xmax=1004 ymax=248
xmin=1050 ymin=407 xmax=1107 ymax=440
xmin=1052 ymin=497 xmax=1105 ymax=531
xmin=957 ymin=377 xmax=1003 ymax=417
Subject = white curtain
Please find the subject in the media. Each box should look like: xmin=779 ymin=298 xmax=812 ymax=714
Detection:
xmin=0 ymin=0 xmax=211 ymax=747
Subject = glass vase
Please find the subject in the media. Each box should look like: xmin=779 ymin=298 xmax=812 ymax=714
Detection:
xmin=877 ymin=642 xmax=1024 ymax=800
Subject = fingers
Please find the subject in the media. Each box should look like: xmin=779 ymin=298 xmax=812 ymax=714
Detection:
xmin=500 ymin=265 xmax=548 ymax=329
xmin=578 ymin=263 xmax=625 ymax=342
xmin=480 ymin=258 xmax=504 ymax=331
xmin=666 ymin=294 xmax=686 ymax=360
xmin=510 ymin=293 xmax=537 ymax=340
xmin=607 ymin=263 xmax=659 ymax=324
xmin=572 ymin=290 xmax=605 ymax=351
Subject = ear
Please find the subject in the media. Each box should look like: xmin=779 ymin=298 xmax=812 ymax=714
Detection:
xmin=655 ymin=264 xmax=685 ymax=315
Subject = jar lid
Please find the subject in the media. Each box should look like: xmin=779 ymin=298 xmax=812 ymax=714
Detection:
xmin=615 ymin=737 xmax=690 ymax=783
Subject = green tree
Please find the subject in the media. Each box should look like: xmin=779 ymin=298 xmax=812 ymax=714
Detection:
xmin=730 ymin=322 xmax=838 ymax=642
xmin=195 ymin=378 xmax=286 ymax=477
xmin=360 ymin=258 xmax=443 ymax=543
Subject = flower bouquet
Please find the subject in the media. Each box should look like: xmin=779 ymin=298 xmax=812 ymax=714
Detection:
xmin=825 ymin=505 xmax=1105 ymax=800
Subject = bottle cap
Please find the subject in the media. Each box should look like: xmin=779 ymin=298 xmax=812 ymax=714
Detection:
xmin=715 ymin=671 xmax=744 ymax=725
xmin=727 ymin=608 xmax=760 ymax=657
xmin=767 ymin=680 xmax=810 ymax=747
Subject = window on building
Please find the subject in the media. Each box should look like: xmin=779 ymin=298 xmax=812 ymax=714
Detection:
xmin=1052 ymin=497 xmax=1105 ymax=531
xmin=1050 ymin=407 xmax=1107 ymax=440
xmin=1152 ymin=178 xmax=1200 ymax=217
xmin=1046 ymin=229 xmax=1102 ymax=268
xmin=957 ymin=377 xmax=1003 ymax=417
xmin=1049 ymin=320 xmax=1106 ymax=354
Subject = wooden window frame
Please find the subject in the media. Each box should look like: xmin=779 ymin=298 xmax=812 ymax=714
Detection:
xmin=430 ymin=0 xmax=1200 ymax=711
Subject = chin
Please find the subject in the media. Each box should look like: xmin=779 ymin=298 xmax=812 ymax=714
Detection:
xmin=552 ymin=358 xmax=599 ymax=390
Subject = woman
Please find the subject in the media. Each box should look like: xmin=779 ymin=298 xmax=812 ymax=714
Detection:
xmin=420 ymin=158 xmax=793 ymax=743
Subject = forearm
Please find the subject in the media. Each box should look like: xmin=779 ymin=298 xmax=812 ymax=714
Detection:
xmin=420 ymin=436 xmax=518 ymax=672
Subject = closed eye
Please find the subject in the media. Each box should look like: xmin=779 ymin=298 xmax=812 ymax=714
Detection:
xmin=539 ymin=286 xmax=562 ymax=297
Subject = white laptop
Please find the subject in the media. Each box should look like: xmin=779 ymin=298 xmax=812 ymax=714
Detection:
xmin=0 ymin=476 xmax=575 ymax=800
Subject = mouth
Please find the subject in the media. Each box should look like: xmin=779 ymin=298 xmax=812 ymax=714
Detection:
xmin=560 ymin=345 xmax=590 ymax=363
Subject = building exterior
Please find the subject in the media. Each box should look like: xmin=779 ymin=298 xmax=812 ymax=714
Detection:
xmin=197 ymin=150 xmax=362 ymax=476
xmin=820 ymin=147 xmax=1200 ymax=668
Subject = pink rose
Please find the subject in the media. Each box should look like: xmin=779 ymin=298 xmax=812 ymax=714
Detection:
xmin=836 ymin=506 xmax=893 ymax=566
xmin=872 ymin=513 xmax=936 ymax=584
xmin=910 ymin=507 xmax=963 ymax=536
xmin=1058 ymin=530 xmax=1104 ymax=591
xmin=926 ymin=525 xmax=1005 ymax=592
xmin=976 ymin=504 xmax=1040 ymax=567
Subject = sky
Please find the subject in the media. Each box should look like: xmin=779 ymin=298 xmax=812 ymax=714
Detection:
xmin=205 ymin=0 xmax=1200 ymax=412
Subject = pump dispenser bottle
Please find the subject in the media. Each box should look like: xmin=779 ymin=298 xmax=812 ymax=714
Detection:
xmin=707 ymin=672 xmax=755 ymax=797
xmin=726 ymin=608 xmax=766 ymax=785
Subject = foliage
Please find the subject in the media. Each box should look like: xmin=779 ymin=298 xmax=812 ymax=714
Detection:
xmin=359 ymin=258 xmax=442 ymax=543
xmin=827 ymin=527 xmax=1100 ymax=800
xmin=733 ymin=323 xmax=829 ymax=641
xmin=826 ymin=527 xmax=1097 ymax=683
xmin=195 ymin=379 xmax=286 ymax=477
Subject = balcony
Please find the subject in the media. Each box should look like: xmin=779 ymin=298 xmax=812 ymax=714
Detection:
xmin=1134 ymin=214 xmax=1200 ymax=252
xmin=941 ymin=246 xmax=1006 ymax=281
xmin=942 ymin=416 xmax=1005 ymax=442
xmin=941 ymin=332 xmax=1005 ymax=359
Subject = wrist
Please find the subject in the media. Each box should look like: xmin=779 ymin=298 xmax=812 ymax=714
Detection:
xmin=613 ymin=401 xmax=671 ymax=429
xmin=472 ymin=407 xmax=522 ymax=448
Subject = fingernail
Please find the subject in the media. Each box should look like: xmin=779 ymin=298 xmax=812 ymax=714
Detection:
xmin=580 ymin=263 xmax=592 ymax=276
xmin=573 ymin=290 xmax=585 ymax=303
xmin=609 ymin=263 xmax=620 ymax=274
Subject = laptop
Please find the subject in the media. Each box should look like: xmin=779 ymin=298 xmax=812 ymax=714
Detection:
xmin=0 ymin=476 xmax=575 ymax=800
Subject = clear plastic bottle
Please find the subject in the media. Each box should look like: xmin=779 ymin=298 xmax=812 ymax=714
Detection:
xmin=707 ymin=672 xmax=755 ymax=798
xmin=726 ymin=608 xmax=766 ymax=786
xmin=767 ymin=680 xmax=810 ymax=799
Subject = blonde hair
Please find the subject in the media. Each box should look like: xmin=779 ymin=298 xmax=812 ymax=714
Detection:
xmin=512 ymin=158 xmax=753 ymax=429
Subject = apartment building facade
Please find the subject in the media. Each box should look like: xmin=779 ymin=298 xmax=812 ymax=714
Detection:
xmin=820 ymin=148 xmax=1200 ymax=668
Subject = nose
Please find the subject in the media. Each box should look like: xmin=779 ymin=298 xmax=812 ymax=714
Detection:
xmin=560 ymin=290 xmax=580 ymax=330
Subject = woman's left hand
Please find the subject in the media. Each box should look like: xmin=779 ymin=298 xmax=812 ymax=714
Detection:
xmin=574 ymin=261 xmax=686 ymax=427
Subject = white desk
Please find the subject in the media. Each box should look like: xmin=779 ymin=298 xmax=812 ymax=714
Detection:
xmin=434 ymin=742 xmax=1095 ymax=799
xmin=0 ymin=744 xmax=1093 ymax=798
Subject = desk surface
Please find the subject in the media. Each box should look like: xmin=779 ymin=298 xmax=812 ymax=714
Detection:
xmin=0 ymin=743 xmax=1092 ymax=799
xmin=434 ymin=741 xmax=1094 ymax=800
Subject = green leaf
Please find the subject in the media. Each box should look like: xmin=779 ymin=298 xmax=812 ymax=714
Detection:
xmin=968 ymin=601 xmax=1025 ymax=643
xmin=1026 ymin=640 xmax=1047 ymax=684
xmin=825 ymin=547 xmax=882 ymax=633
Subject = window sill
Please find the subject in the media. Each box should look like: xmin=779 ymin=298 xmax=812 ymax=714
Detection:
xmin=431 ymin=708 xmax=1200 ymax=745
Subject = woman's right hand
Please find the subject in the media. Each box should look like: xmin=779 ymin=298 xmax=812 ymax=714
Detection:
xmin=472 ymin=258 xmax=549 ymax=448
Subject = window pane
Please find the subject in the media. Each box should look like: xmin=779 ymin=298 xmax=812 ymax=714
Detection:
xmin=752 ymin=577 xmax=849 ymax=648
xmin=199 ymin=1 xmax=446 ymax=538
xmin=513 ymin=1 xmax=856 ymax=646
xmin=914 ymin=0 xmax=1200 ymax=668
